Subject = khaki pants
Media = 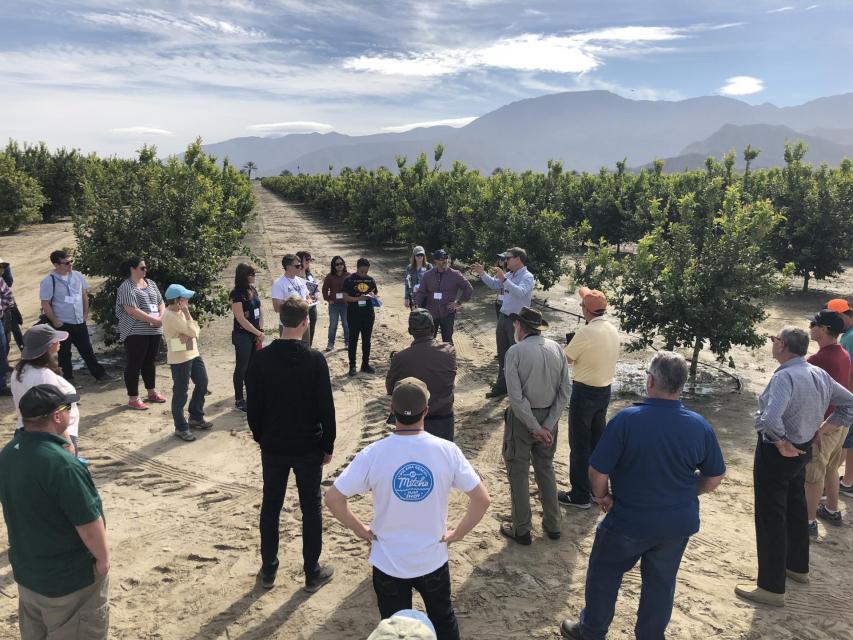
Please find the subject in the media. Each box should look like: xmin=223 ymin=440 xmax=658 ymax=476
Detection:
xmin=18 ymin=575 xmax=109 ymax=640
xmin=503 ymin=406 xmax=561 ymax=536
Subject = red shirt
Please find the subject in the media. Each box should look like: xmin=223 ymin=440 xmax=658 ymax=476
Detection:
xmin=807 ymin=343 xmax=852 ymax=418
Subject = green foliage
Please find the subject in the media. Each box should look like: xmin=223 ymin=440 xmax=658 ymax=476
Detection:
xmin=73 ymin=140 xmax=255 ymax=341
xmin=0 ymin=152 xmax=46 ymax=232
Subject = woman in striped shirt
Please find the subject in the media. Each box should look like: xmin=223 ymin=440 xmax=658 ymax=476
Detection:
xmin=115 ymin=256 xmax=167 ymax=410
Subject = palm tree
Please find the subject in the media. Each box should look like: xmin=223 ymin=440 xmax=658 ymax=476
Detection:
xmin=243 ymin=161 xmax=258 ymax=179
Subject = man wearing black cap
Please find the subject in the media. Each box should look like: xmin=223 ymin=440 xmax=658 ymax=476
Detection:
xmin=804 ymin=310 xmax=852 ymax=534
xmin=343 ymin=257 xmax=379 ymax=376
xmin=325 ymin=377 xmax=490 ymax=640
xmin=415 ymin=250 xmax=473 ymax=344
xmin=386 ymin=310 xmax=458 ymax=441
xmin=500 ymin=307 xmax=570 ymax=545
xmin=0 ymin=384 xmax=110 ymax=639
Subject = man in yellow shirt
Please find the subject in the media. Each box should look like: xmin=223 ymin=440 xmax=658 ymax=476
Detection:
xmin=559 ymin=287 xmax=620 ymax=509
xmin=162 ymin=284 xmax=213 ymax=442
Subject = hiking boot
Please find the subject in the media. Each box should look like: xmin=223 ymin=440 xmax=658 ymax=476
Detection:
xmin=189 ymin=417 xmax=214 ymax=430
xmin=360 ymin=364 xmax=376 ymax=374
xmin=786 ymin=569 xmax=809 ymax=584
xmin=174 ymin=430 xmax=196 ymax=442
xmin=348 ymin=367 xmax=358 ymax=376
xmin=734 ymin=584 xmax=784 ymax=607
xmin=499 ymin=523 xmax=531 ymax=546
xmin=817 ymin=504 xmax=842 ymax=526
xmin=558 ymin=491 xmax=591 ymax=509
xmin=559 ymin=620 xmax=582 ymax=639
xmin=304 ymin=565 xmax=334 ymax=592
xmin=839 ymin=477 xmax=853 ymax=497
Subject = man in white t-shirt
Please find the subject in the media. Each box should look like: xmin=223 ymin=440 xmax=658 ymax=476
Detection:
xmin=271 ymin=254 xmax=310 ymax=341
xmin=325 ymin=378 xmax=490 ymax=640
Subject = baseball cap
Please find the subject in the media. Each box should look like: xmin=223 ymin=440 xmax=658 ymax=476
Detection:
xmin=367 ymin=610 xmax=437 ymax=640
xmin=432 ymin=249 xmax=448 ymax=260
xmin=21 ymin=324 xmax=69 ymax=360
xmin=412 ymin=246 xmax=426 ymax=257
xmin=408 ymin=309 xmax=434 ymax=336
xmin=391 ymin=377 xmax=430 ymax=417
xmin=578 ymin=286 xmax=607 ymax=313
xmin=19 ymin=384 xmax=80 ymax=419
xmin=0 ymin=257 xmax=8 ymax=266
xmin=827 ymin=299 xmax=850 ymax=313
xmin=812 ymin=310 xmax=844 ymax=334
xmin=165 ymin=284 xmax=195 ymax=301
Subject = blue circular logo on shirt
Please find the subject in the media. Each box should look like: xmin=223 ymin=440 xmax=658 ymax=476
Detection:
xmin=392 ymin=462 xmax=434 ymax=502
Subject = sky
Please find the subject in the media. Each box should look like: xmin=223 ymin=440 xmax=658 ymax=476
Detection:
xmin=1 ymin=0 xmax=851 ymax=156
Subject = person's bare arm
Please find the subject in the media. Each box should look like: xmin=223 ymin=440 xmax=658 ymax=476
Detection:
xmin=231 ymin=302 xmax=263 ymax=337
xmin=441 ymin=482 xmax=491 ymax=544
xmin=590 ymin=467 xmax=613 ymax=513
xmin=324 ymin=486 xmax=376 ymax=542
xmin=698 ymin=474 xmax=724 ymax=495
xmin=75 ymin=517 xmax=110 ymax=576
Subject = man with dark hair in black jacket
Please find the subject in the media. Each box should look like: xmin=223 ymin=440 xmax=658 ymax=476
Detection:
xmin=245 ymin=297 xmax=336 ymax=593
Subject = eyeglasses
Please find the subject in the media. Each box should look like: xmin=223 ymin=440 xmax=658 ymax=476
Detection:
xmin=288 ymin=263 xmax=302 ymax=269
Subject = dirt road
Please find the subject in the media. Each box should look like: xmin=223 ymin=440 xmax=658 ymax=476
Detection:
xmin=0 ymin=185 xmax=850 ymax=639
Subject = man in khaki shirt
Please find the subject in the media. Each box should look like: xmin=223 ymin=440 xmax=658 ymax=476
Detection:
xmin=559 ymin=287 xmax=620 ymax=509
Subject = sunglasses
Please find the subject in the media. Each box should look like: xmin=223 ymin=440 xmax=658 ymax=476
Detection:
xmin=248 ymin=271 xmax=256 ymax=277
xmin=288 ymin=263 xmax=302 ymax=268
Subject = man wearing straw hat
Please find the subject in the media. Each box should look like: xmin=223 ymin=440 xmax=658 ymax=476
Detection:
xmin=500 ymin=306 xmax=570 ymax=545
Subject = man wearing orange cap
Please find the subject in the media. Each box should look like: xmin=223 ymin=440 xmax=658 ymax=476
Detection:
xmin=558 ymin=287 xmax=620 ymax=509
xmin=828 ymin=299 xmax=853 ymax=496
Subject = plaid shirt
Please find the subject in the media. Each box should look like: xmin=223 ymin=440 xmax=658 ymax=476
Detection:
xmin=0 ymin=280 xmax=14 ymax=317
xmin=754 ymin=356 xmax=853 ymax=444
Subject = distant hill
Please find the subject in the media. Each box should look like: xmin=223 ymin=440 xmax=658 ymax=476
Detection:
xmin=201 ymin=91 xmax=853 ymax=176
xmin=636 ymin=123 xmax=853 ymax=172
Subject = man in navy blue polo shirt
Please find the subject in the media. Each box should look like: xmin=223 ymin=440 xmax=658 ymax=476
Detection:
xmin=559 ymin=351 xmax=725 ymax=640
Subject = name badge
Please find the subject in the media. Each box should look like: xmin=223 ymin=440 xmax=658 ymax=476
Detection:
xmin=336 ymin=293 xmax=343 ymax=300
xmin=413 ymin=284 xmax=420 ymax=292
xmin=253 ymin=308 xmax=260 ymax=319
xmin=497 ymin=295 xmax=505 ymax=302
xmin=149 ymin=311 xmax=160 ymax=319
xmin=64 ymin=295 xmax=80 ymax=304
xmin=358 ymin=300 xmax=367 ymax=307
xmin=433 ymin=292 xmax=443 ymax=300
xmin=149 ymin=304 xmax=158 ymax=312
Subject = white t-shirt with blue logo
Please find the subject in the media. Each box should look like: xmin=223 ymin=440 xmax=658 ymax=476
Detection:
xmin=334 ymin=432 xmax=480 ymax=579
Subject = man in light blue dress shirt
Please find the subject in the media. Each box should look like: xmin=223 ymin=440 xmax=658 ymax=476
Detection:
xmin=472 ymin=247 xmax=535 ymax=398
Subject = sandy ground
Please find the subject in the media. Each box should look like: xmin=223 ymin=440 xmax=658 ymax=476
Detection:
xmin=0 ymin=184 xmax=852 ymax=639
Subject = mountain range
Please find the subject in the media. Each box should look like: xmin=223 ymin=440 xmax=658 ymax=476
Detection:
xmin=200 ymin=91 xmax=853 ymax=176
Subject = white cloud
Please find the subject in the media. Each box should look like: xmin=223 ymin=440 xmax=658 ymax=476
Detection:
xmin=247 ymin=121 xmax=334 ymax=133
xmin=344 ymin=26 xmax=692 ymax=78
xmin=382 ymin=116 xmax=476 ymax=133
xmin=77 ymin=9 xmax=269 ymax=42
xmin=110 ymin=126 xmax=174 ymax=136
xmin=767 ymin=6 xmax=794 ymax=13
xmin=805 ymin=4 xmax=820 ymax=9
xmin=719 ymin=75 xmax=764 ymax=96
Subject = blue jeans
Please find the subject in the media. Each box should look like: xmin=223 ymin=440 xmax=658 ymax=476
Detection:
xmin=327 ymin=303 xmax=349 ymax=347
xmin=170 ymin=357 xmax=208 ymax=431
xmin=372 ymin=562 xmax=459 ymax=640
xmin=580 ymin=524 xmax=689 ymax=640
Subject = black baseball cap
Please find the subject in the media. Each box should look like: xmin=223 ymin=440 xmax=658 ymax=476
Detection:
xmin=19 ymin=384 xmax=79 ymax=419
xmin=812 ymin=310 xmax=844 ymax=334
xmin=432 ymin=249 xmax=448 ymax=260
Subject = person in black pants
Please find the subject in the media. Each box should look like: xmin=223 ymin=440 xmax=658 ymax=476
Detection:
xmin=296 ymin=251 xmax=320 ymax=346
xmin=230 ymin=263 xmax=264 ymax=412
xmin=0 ymin=262 xmax=23 ymax=353
xmin=342 ymin=258 xmax=379 ymax=377
xmin=245 ymin=297 xmax=336 ymax=593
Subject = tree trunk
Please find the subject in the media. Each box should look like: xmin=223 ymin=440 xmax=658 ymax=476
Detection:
xmin=802 ymin=273 xmax=810 ymax=293
xmin=689 ymin=337 xmax=702 ymax=382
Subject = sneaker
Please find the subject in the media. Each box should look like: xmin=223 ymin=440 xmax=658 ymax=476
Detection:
xmin=234 ymin=399 xmax=247 ymax=412
xmin=188 ymin=418 xmax=214 ymax=430
xmin=808 ymin=520 xmax=818 ymax=537
xmin=77 ymin=457 xmax=91 ymax=466
xmin=546 ymin=530 xmax=561 ymax=540
xmin=817 ymin=503 xmax=843 ymax=526
xmin=128 ymin=399 xmax=149 ymax=410
xmin=96 ymin=372 xmax=119 ymax=382
xmin=258 ymin=561 xmax=278 ymax=589
xmin=559 ymin=620 xmax=582 ymax=639
xmin=558 ymin=491 xmax=591 ymax=509
xmin=304 ymin=564 xmax=334 ymax=592
xmin=348 ymin=367 xmax=358 ymax=377
xmin=174 ymin=430 xmax=196 ymax=442
xmin=485 ymin=386 xmax=507 ymax=399
xmin=840 ymin=477 xmax=853 ymax=497
xmin=324 ymin=345 xmax=334 ymax=352
xmin=786 ymin=569 xmax=810 ymax=584
xmin=734 ymin=584 xmax=784 ymax=607
xmin=360 ymin=364 xmax=376 ymax=374
xmin=147 ymin=391 xmax=167 ymax=403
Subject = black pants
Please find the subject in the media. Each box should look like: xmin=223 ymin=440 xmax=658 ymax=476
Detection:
xmin=425 ymin=414 xmax=454 ymax=442
xmin=568 ymin=381 xmax=611 ymax=503
xmin=432 ymin=313 xmax=456 ymax=344
xmin=232 ymin=331 xmax=256 ymax=401
xmin=348 ymin=312 xmax=374 ymax=368
xmin=3 ymin=312 xmax=22 ymax=353
xmin=259 ymin=450 xmax=323 ymax=576
xmin=494 ymin=313 xmax=515 ymax=392
xmin=372 ymin=563 xmax=459 ymax=640
xmin=123 ymin=334 xmax=160 ymax=396
xmin=754 ymin=435 xmax=811 ymax=594
xmin=307 ymin=305 xmax=317 ymax=347
xmin=58 ymin=322 xmax=106 ymax=380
